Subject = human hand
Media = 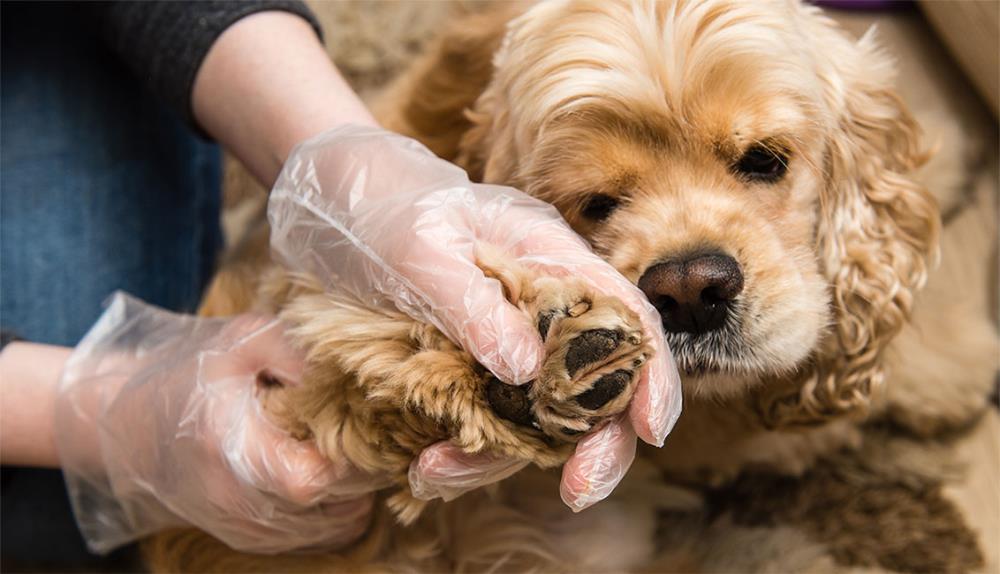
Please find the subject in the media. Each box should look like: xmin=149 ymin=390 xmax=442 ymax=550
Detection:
xmin=55 ymin=293 xmax=382 ymax=555
xmin=268 ymin=125 xmax=682 ymax=511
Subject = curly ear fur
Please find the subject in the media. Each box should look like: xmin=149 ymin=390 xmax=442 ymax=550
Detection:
xmin=374 ymin=4 xmax=522 ymax=172
xmin=761 ymin=23 xmax=940 ymax=428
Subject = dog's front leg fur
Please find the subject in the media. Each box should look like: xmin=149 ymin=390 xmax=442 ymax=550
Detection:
xmin=263 ymin=247 xmax=651 ymax=524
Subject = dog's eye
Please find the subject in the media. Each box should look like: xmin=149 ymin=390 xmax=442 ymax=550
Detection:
xmin=581 ymin=193 xmax=620 ymax=221
xmin=734 ymin=146 xmax=788 ymax=182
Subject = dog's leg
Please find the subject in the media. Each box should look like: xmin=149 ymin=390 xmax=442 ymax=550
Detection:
xmin=272 ymin=247 xmax=651 ymax=523
xmin=474 ymin=246 xmax=652 ymax=442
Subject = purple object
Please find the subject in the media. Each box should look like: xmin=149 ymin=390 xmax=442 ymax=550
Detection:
xmin=811 ymin=0 xmax=912 ymax=10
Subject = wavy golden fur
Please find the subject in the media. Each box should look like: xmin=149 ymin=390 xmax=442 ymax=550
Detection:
xmin=430 ymin=0 xmax=941 ymax=431
xmin=146 ymin=1 xmax=999 ymax=572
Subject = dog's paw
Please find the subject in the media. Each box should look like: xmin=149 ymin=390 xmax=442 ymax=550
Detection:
xmin=486 ymin=277 xmax=650 ymax=442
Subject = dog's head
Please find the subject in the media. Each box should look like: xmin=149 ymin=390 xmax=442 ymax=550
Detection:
xmin=452 ymin=0 xmax=939 ymax=426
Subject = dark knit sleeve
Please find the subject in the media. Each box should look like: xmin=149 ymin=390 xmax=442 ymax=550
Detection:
xmin=94 ymin=1 xmax=323 ymax=131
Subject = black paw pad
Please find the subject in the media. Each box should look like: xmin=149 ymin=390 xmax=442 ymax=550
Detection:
xmin=537 ymin=311 xmax=558 ymax=342
xmin=486 ymin=377 xmax=536 ymax=427
xmin=256 ymin=370 xmax=283 ymax=388
xmin=575 ymin=369 xmax=631 ymax=410
xmin=565 ymin=329 xmax=624 ymax=377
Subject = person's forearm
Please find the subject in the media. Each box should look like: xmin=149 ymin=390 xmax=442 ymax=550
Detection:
xmin=192 ymin=11 xmax=378 ymax=187
xmin=0 ymin=342 xmax=72 ymax=467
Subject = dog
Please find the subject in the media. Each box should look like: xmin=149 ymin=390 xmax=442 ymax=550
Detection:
xmin=146 ymin=1 xmax=998 ymax=571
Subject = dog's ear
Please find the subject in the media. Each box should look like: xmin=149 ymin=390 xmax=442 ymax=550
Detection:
xmin=452 ymin=6 xmax=529 ymax=183
xmin=375 ymin=4 xmax=522 ymax=179
xmin=761 ymin=18 xmax=940 ymax=428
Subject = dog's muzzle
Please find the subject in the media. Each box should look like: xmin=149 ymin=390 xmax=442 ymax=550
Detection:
xmin=638 ymin=252 xmax=744 ymax=335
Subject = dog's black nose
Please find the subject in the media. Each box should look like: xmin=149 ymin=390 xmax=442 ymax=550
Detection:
xmin=638 ymin=253 xmax=743 ymax=334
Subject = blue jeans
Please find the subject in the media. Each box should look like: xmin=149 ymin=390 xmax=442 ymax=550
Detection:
xmin=1 ymin=3 xmax=222 ymax=570
xmin=1 ymin=4 xmax=222 ymax=347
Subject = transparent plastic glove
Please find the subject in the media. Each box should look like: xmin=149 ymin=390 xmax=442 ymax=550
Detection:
xmin=55 ymin=293 xmax=381 ymax=555
xmin=269 ymin=125 xmax=683 ymax=511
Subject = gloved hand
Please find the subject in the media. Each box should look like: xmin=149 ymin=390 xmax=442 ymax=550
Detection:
xmin=269 ymin=125 xmax=683 ymax=511
xmin=55 ymin=293 xmax=387 ymax=555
